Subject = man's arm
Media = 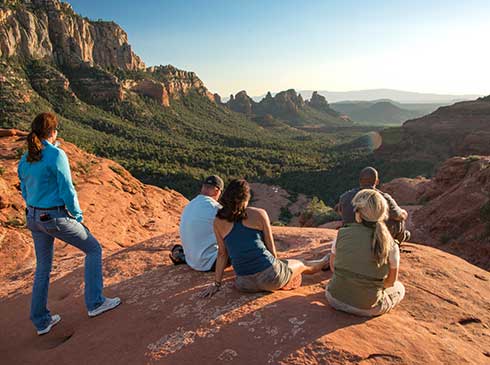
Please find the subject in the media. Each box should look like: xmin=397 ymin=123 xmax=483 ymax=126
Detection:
xmin=382 ymin=192 xmax=407 ymax=221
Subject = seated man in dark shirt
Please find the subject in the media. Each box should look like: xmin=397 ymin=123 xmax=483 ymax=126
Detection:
xmin=337 ymin=167 xmax=410 ymax=243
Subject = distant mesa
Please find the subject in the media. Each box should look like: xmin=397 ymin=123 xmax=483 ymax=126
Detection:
xmin=225 ymin=89 xmax=349 ymax=129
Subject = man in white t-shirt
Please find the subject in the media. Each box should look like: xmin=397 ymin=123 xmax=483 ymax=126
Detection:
xmin=178 ymin=175 xmax=224 ymax=271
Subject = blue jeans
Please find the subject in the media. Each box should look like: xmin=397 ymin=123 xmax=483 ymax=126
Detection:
xmin=26 ymin=207 xmax=105 ymax=331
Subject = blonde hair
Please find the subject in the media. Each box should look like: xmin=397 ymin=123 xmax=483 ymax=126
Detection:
xmin=352 ymin=189 xmax=394 ymax=266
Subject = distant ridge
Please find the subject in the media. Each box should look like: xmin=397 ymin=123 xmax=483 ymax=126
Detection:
xmin=253 ymin=89 xmax=482 ymax=104
xmin=330 ymin=100 xmax=440 ymax=125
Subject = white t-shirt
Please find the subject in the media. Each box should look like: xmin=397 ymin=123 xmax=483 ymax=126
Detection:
xmin=179 ymin=194 xmax=222 ymax=271
xmin=330 ymin=238 xmax=400 ymax=268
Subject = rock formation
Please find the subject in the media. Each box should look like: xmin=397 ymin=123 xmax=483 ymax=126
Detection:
xmin=411 ymin=156 xmax=490 ymax=269
xmin=307 ymin=91 xmax=332 ymax=111
xmin=225 ymin=89 xmax=348 ymax=128
xmin=213 ymin=93 xmax=222 ymax=105
xmin=124 ymin=78 xmax=170 ymax=107
xmin=145 ymin=65 xmax=215 ymax=102
xmin=380 ymin=176 xmax=430 ymax=205
xmin=0 ymin=0 xmax=145 ymax=70
xmin=382 ymin=155 xmax=490 ymax=270
xmin=226 ymin=90 xmax=255 ymax=115
xmin=0 ymin=0 xmax=215 ymax=108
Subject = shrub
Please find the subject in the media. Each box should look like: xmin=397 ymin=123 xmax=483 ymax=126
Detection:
xmin=440 ymin=233 xmax=452 ymax=244
xmin=271 ymin=221 xmax=285 ymax=226
xmin=480 ymin=200 xmax=490 ymax=239
xmin=300 ymin=196 xmax=340 ymax=226
xmin=279 ymin=207 xmax=293 ymax=224
xmin=480 ymin=200 xmax=490 ymax=222
xmin=109 ymin=165 xmax=125 ymax=176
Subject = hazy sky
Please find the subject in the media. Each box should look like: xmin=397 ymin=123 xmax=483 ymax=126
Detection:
xmin=67 ymin=0 xmax=490 ymax=97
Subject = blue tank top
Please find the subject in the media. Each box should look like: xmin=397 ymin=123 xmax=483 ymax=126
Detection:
xmin=224 ymin=220 xmax=274 ymax=276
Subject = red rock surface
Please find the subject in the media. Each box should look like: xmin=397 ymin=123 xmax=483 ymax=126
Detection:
xmin=411 ymin=156 xmax=490 ymax=269
xmin=380 ymin=177 xmax=430 ymax=205
xmin=0 ymin=228 xmax=489 ymax=364
xmin=382 ymin=155 xmax=490 ymax=270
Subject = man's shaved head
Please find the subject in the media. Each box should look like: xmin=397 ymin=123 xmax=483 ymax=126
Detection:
xmin=359 ymin=166 xmax=379 ymax=188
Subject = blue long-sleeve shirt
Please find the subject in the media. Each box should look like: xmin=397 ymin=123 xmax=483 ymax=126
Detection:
xmin=18 ymin=140 xmax=83 ymax=221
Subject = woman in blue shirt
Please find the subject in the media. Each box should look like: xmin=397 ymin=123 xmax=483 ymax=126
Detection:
xmin=200 ymin=179 xmax=330 ymax=297
xmin=18 ymin=113 xmax=121 ymax=335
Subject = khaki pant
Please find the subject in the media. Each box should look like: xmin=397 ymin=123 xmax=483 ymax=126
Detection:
xmin=235 ymin=259 xmax=292 ymax=293
xmin=325 ymin=281 xmax=405 ymax=317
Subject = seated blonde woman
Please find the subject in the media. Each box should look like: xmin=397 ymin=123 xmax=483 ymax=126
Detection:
xmin=200 ymin=179 xmax=329 ymax=297
xmin=326 ymin=189 xmax=405 ymax=316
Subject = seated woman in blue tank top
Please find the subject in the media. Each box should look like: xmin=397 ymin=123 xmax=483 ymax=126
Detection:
xmin=200 ymin=179 xmax=330 ymax=297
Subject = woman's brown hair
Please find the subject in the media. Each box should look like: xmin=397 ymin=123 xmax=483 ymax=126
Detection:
xmin=27 ymin=112 xmax=58 ymax=162
xmin=216 ymin=179 xmax=251 ymax=222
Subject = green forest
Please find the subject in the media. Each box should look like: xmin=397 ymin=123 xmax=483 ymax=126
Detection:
xmin=0 ymin=59 xmax=434 ymax=204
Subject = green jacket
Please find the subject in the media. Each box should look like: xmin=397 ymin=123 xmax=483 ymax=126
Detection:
xmin=328 ymin=223 xmax=390 ymax=309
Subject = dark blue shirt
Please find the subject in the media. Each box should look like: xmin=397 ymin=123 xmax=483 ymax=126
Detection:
xmin=224 ymin=221 xmax=274 ymax=276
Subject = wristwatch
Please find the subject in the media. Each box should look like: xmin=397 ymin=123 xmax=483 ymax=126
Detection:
xmin=213 ymin=281 xmax=221 ymax=289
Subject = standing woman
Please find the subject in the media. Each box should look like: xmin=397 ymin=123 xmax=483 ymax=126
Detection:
xmin=326 ymin=189 xmax=405 ymax=316
xmin=18 ymin=112 xmax=121 ymax=335
xmin=201 ymin=179 xmax=329 ymax=297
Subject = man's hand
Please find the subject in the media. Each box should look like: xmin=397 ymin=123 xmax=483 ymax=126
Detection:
xmin=199 ymin=283 xmax=220 ymax=298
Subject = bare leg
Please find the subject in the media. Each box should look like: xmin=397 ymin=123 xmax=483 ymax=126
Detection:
xmin=286 ymin=253 xmax=330 ymax=276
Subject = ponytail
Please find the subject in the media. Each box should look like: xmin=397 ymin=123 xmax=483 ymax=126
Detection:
xmin=372 ymin=221 xmax=392 ymax=266
xmin=27 ymin=131 xmax=43 ymax=162
xmin=26 ymin=113 xmax=58 ymax=163
xmin=352 ymin=189 xmax=394 ymax=267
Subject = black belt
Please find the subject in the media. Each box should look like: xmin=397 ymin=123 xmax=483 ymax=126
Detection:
xmin=28 ymin=205 xmax=65 ymax=211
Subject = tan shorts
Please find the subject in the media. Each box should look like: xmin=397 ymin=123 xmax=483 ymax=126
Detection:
xmin=235 ymin=259 xmax=293 ymax=293
xmin=325 ymin=281 xmax=405 ymax=317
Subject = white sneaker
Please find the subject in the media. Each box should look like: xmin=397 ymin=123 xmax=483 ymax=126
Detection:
xmin=88 ymin=297 xmax=121 ymax=317
xmin=37 ymin=314 xmax=61 ymax=335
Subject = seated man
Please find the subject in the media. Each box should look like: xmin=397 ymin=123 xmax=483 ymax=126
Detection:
xmin=337 ymin=167 xmax=410 ymax=243
xmin=178 ymin=175 xmax=224 ymax=271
